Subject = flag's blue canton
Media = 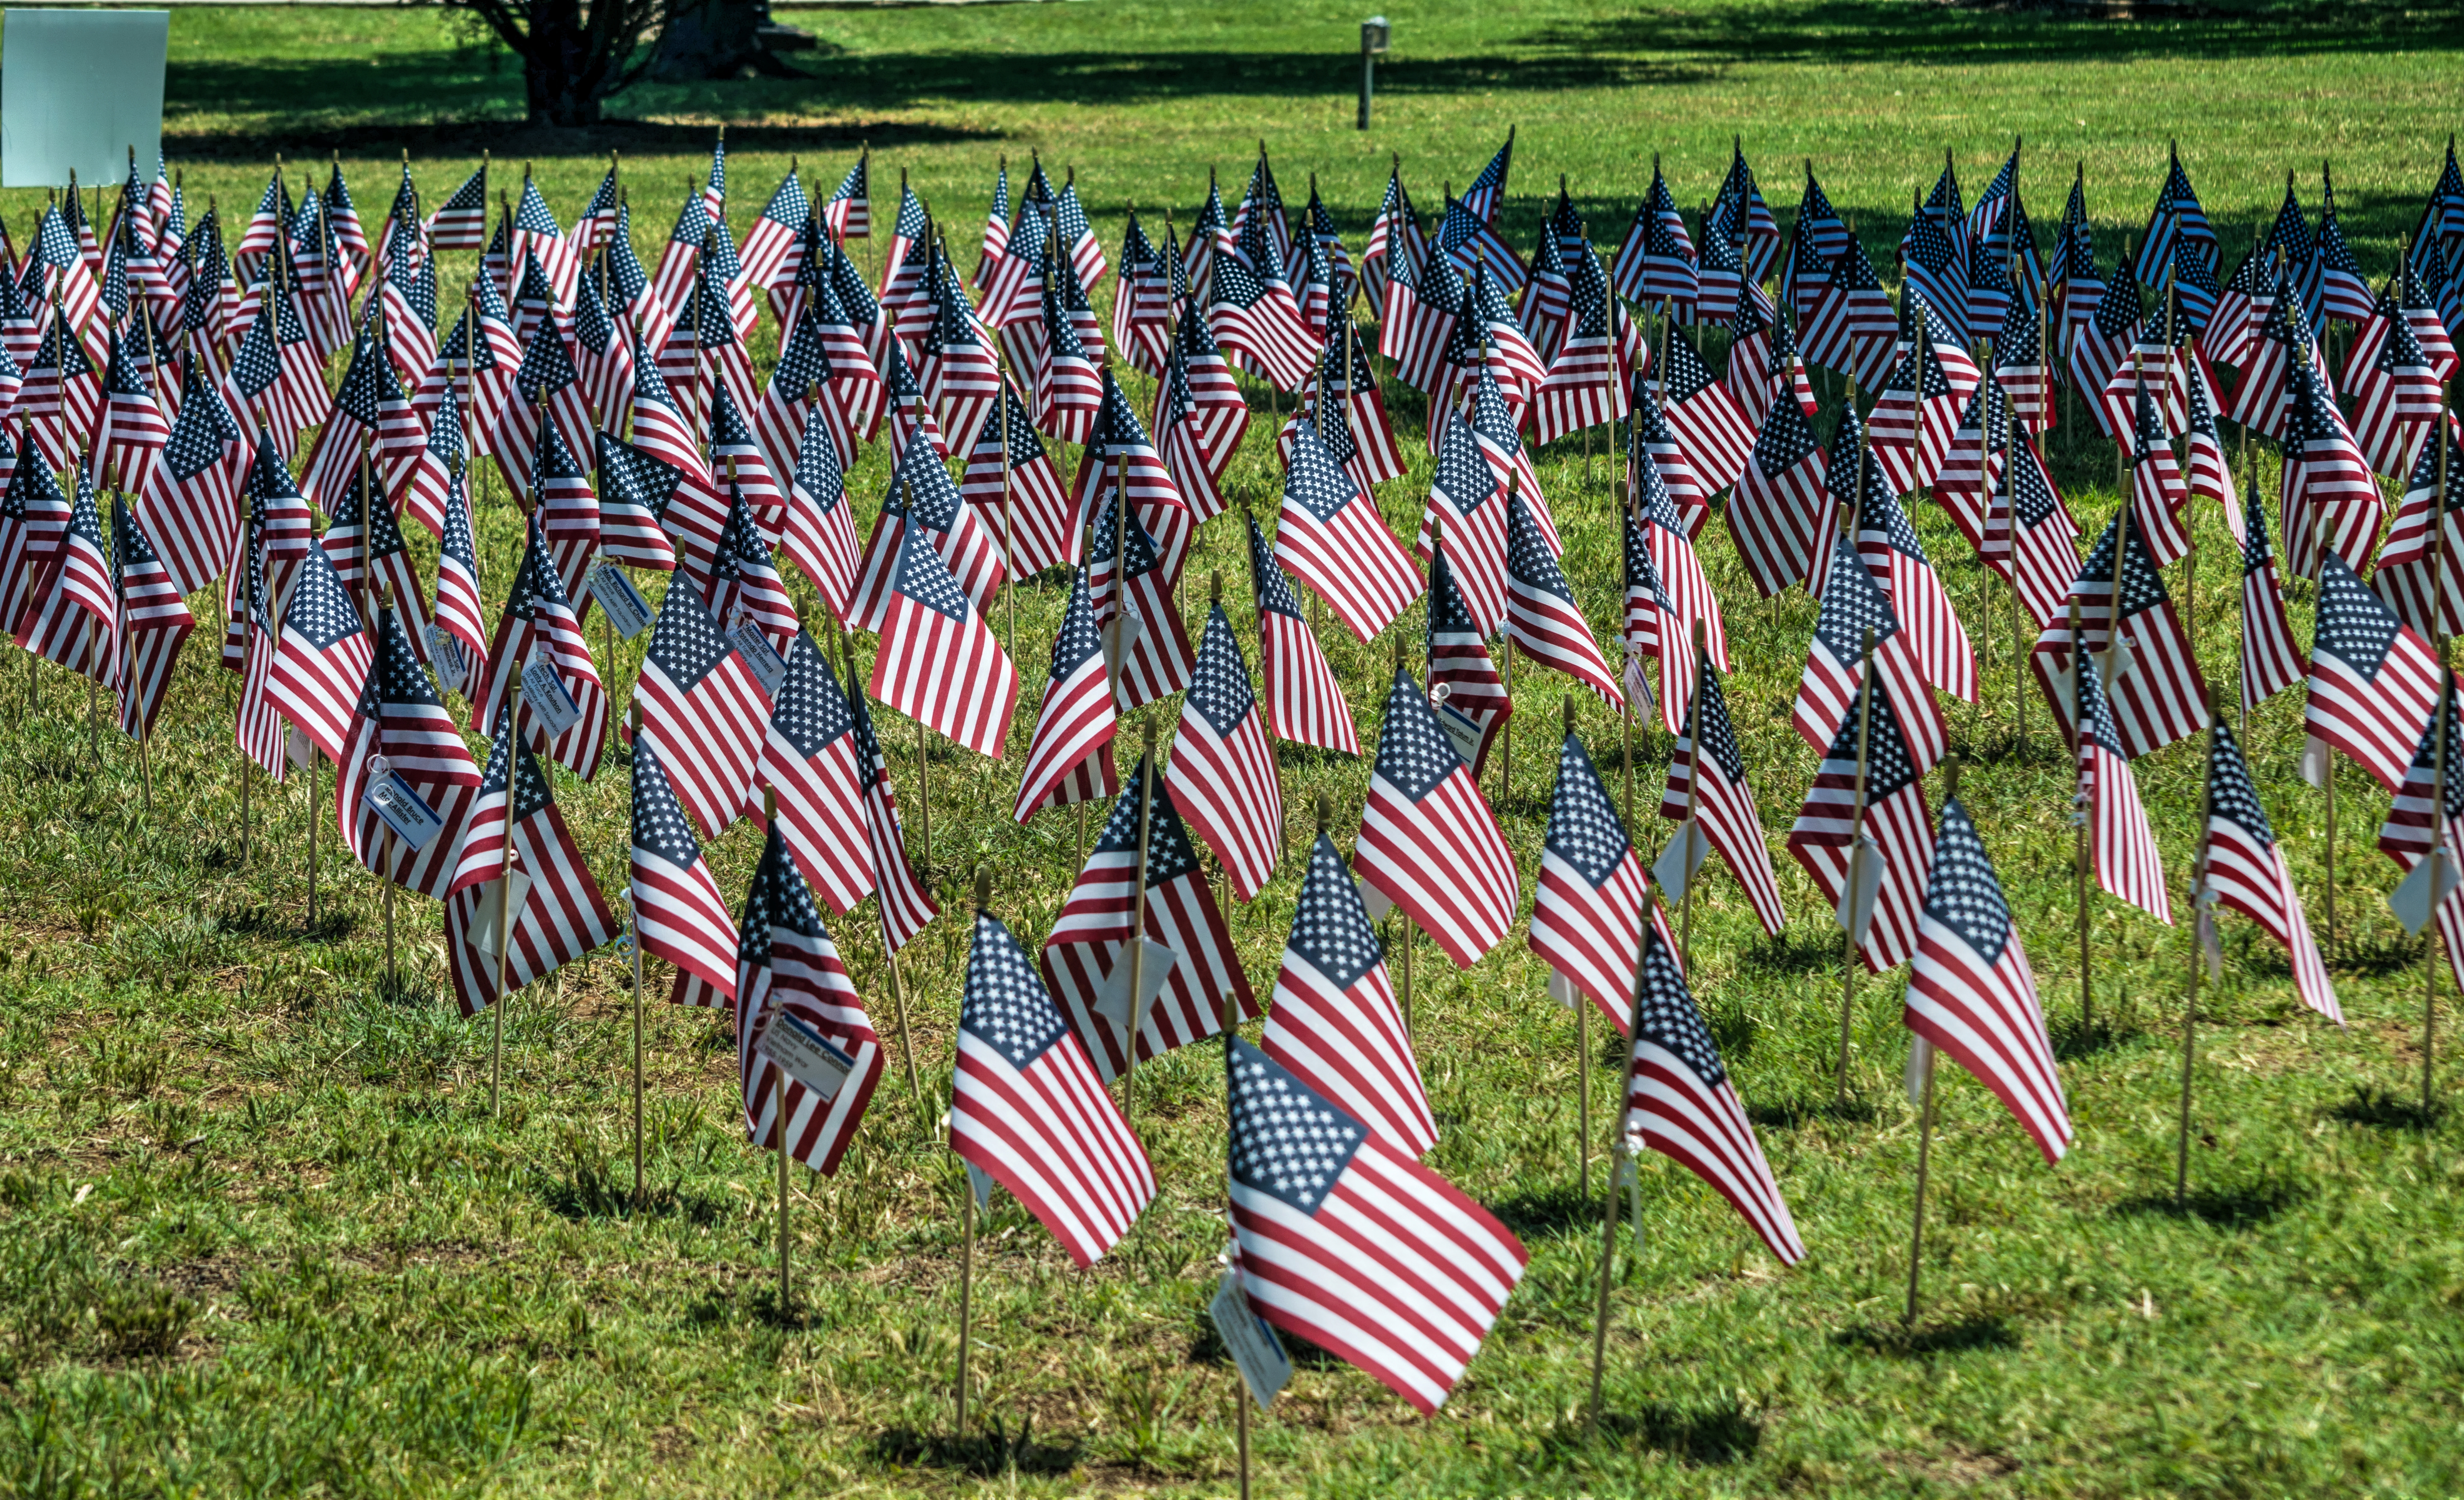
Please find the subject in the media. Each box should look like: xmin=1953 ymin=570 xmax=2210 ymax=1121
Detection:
xmin=1634 ymin=929 xmax=1723 ymax=1086
xmin=1866 ymin=487 xmax=1929 ymax=565
xmin=2405 ymin=431 xmax=2464 ymax=510
xmin=648 ymin=581 xmax=734 ymax=693
xmin=1637 ymin=449 xmax=1688 ymax=536
xmin=717 ymin=491 xmax=778 ymax=587
xmin=36 ymin=318 xmax=93 ymax=382
xmin=1160 ymin=348 xmax=1198 ymax=427
xmin=1187 ymin=605 xmax=1255 ymax=731
xmin=1440 ymin=283 xmax=1484 ymax=375
xmin=441 ymin=473 xmax=480 ymax=574
xmin=751 ymin=823 xmax=831 ymax=949
xmin=512 ymin=179 xmax=559 ymax=237
xmin=2405 ymin=686 xmax=2464 ymax=820
xmin=1753 ymin=397 xmax=1817 ymax=479
xmin=606 ymin=206 xmax=651 ymax=306
xmin=892 ymin=186 xmax=928 ymax=242
xmin=1506 ymin=492 xmax=1575 ymax=603
xmin=996 ymin=387 xmax=1048 ymax=467
xmin=517 ymin=320 xmax=580 ymax=404
xmin=2010 ymin=444 xmax=2059 ymax=532
xmin=1248 ymin=515 xmax=1307 ymax=621
xmin=1281 ymin=428 xmax=1356 ymax=526
xmin=2094 ymin=260 xmax=2145 ymax=340
xmin=579 ymin=167 xmax=617 ymax=221
xmin=1660 ymin=326 xmax=1723 ymax=404
xmin=164 ymin=370 xmax=235 ymax=483
xmin=772 ymin=633 xmax=855 ymax=759
xmin=2264 ymin=184 xmax=2314 ymax=264
xmin=709 ymin=381 xmax=759 ymax=452
xmin=668 ymin=190 xmax=714 ymax=249
xmin=1432 ymin=416 xmax=1497 ymax=514
xmin=2074 ymin=517 xmax=2167 ymax=620
xmin=1727 ymin=272 xmax=1767 ymax=338
xmin=230 ymin=301 xmax=282 ymax=397
xmin=600 ymin=433 xmax=677 ymax=521
xmin=1994 ymin=294 xmax=2043 ymax=367
xmin=2129 ymin=376 xmax=2168 ymax=462
xmin=571 ymin=269 xmax=615 ymax=356
xmin=1291 ymin=832 xmax=1382 ymax=986
xmin=1088 ymin=494 xmax=1163 ymax=583
xmin=1545 ymin=733 xmax=1628 ymax=887
xmin=894 ymin=524 xmax=969 ymax=620
xmin=438 ymin=316 xmax=473 ymax=368
xmin=1691 ymin=669 xmax=1749 ymax=784
xmin=2285 ymin=361 xmax=2347 ymax=453
xmin=632 ymin=739 xmax=706 ymax=866
xmin=438 ymin=168 xmax=487 ymax=216
xmin=2378 ymin=294 xmax=2433 ymax=376
xmin=1376 ymin=667 xmax=1466 ymax=801
xmin=1925 ymin=796 xmax=2011 ymax=963
xmin=2077 ymin=645 xmax=2128 ymax=757
xmin=963 ymin=914 xmax=1069 ymax=1067
xmin=1092 ymin=756 xmax=1203 ymax=883
xmin=471 ymin=273 xmax=515 ymax=331
xmin=99 ymin=220 xmax=131 ymax=319
xmin=1823 ymin=672 xmax=1917 ymax=801
xmin=1211 ymin=248 xmax=1268 ymax=312
xmin=880 ymin=336 xmax=923 ymax=407
xmin=1092 ymin=370 xmax=1153 ymax=456
xmin=1472 ymin=360 xmax=1519 ymax=449
xmin=330 ymin=330 xmax=389 ymax=426
xmin=1815 ymin=537 xmax=1901 ymax=660
xmin=827 ymin=235 xmax=882 ymax=325
xmin=794 ymin=419 xmax=845 ymax=514
xmin=35 ymin=206 xmax=77 ymax=270
xmin=247 ymin=434 xmax=297 ymax=513
xmin=2204 ymin=718 xmax=2275 ymax=849
xmin=1429 ymin=547 xmax=1481 ymax=637
xmin=1628 ymin=381 xmax=1678 ymax=458
xmin=1914 ymin=334 xmax=1953 ymax=401
xmin=373 ymin=602 xmax=439 ymax=709
xmin=2238 ymin=493 xmax=2277 ymax=578
xmin=480 ymin=700 xmax=559 ymax=819
xmin=1005 ymin=201 xmax=1051 ymax=276
xmin=109 ymin=497 xmax=154 ymax=583
xmin=513 ymin=256 xmax=557 ymax=320
xmin=704 ymin=215 xmax=747 ymax=289
xmin=286 ymin=549 xmax=363 ymax=652
xmin=898 ymin=431 xmax=967 ymax=534
xmin=537 ymin=420 xmax=587 ymax=485
xmin=2315 ymin=554 xmax=2400 ymax=677
xmin=64 ymin=467 xmax=104 ymax=553
xmin=696 ymin=260 xmax=736 ymax=346
xmin=1227 ymin=1037 xmax=1366 ymax=1215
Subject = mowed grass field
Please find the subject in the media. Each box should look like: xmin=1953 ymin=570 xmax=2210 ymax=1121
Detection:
xmin=1 ymin=1 xmax=2463 ymax=1495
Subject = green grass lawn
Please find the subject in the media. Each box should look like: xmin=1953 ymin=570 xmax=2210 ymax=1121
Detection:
xmin=2 ymin=1 xmax=2464 ymax=1495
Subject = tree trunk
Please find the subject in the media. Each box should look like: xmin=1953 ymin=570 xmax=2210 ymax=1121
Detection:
xmin=650 ymin=0 xmax=803 ymax=81
xmin=523 ymin=0 xmax=609 ymax=126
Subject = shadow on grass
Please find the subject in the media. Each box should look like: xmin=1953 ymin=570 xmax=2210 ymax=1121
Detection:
xmin=534 ymin=1164 xmax=728 ymax=1226
xmin=1741 ymin=928 xmax=1846 ymax=976
xmin=1746 ymin=1093 xmax=1877 ymax=1130
xmin=2324 ymin=935 xmax=2429 ymax=979
xmin=2115 ymin=1174 xmax=2309 ymax=1229
xmin=1576 ymin=1396 xmax=1763 ymax=1465
xmin=167 ymin=110 xmax=998 ymax=162
xmin=2329 ymin=1086 xmax=2446 ymax=1132
xmin=1484 ymin=1182 xmax=1606 ymax=1241
xmin=871 ymin=1420 xmax=1083 ymax=1479
xmin=1187 ymin=1311 xmax=1347 ymax=1373
xmin=1835 ymin=1314 xmax=2020 ymax=1357
xmin=2050 ymin=1011 xmax=2142 ymax=1061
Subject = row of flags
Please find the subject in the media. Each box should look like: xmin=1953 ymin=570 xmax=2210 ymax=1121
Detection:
xmin=10 ymin=129 xmax=2464 ymax=1417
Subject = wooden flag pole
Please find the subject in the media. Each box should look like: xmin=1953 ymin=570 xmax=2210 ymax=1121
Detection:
xmin=1394 ymin=632 xmax=1416 ymax=1039
xmin=493 ymin=685 xmax=522 ymax=1120
xmin=999 ymin=358 xmax=1017 ymax=660
xmin=306 ymin=742 xmax=321 ymax=931
xmin=2428 ymin=644 xmax=2452 ymax=1117
xmin=2176 ymin=693 xmax=2219 ymax=1206
xmin=1123 ymin=718 xmax=1158 ymax=1127
xmin=1680 ymin=622 xmax=1709 ymax=973
xmin=629 ymin=702 xmax=649 ymax=1206
xmin=956 ymin=863 xmax=992 ymax=1439
xmin=377 ymin=583 xmax=399 ymax=992
xmin=769 ymin=788 xmax=793 ymax=1315
xmin=1903 ymin=993 xmax=1940 ymax=1325
xmin=2317 ymin=510 xmax=2336 ymax=961
xmin=840 ymin=630 xmax=924 ymax=1110
xmin=1999 ymin=385 xmax=2024 ymax=757
xmin=1837 ymin=625 xmax=1878 ymax=1108
xmin=1565 ymin=695 xmax=1591 ymax=1199
xmin=2072 ymin=599 xmax=2092 ymax=1031
xmin=1590 ymin=887 xmax=1660 ymax=1439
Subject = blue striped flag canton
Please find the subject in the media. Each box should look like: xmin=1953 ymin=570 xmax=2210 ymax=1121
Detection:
xmin=1291 ymin=833 xmax=1381 ymax=986
xmin=632 ymin=740 xmax=706 ymax=866
xmin=1188 ymin=605 xmax=1256 ymax=732
xmin=1227 ymin=1038 xmax=1365 ymax=1214
xmin=1635 ymin=931 xmax=1723 ymax=1085
xmin=1925 ymin=797 xmax=2010 ymax=962
xmin=1377 ymin=669 xmax=1465 ymax=800
xmin=1545 ymin=733 xmax=1627 ymax=885
xmin=964 ymin=916 xmax=1068 ymax=1066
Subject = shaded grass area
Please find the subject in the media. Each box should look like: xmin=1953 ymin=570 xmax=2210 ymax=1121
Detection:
xmin=0 ymin=1 xmax=2460 ymax=1496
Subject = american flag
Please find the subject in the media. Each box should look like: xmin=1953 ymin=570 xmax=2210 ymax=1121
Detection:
xmin=1991 ymin=429 xmax=2083 ymax=632
xmin=570 ymin=273 xmax=634 ymax=436
xmin=1795 ymin=541 xmax=1946 ymax=775
xmin=1626 ymin=380 xmax=1707 ymax=542
xmin=1610 ymin=162 xmax=1696 ymax=311
xmin=651 ymin=187 xmax=714 ymax=338
xmin=2375 ymin=431 xmax=2464 ymax=639
xmin=2141 ymin=145 xmax=2217 ymax=281
xmin=1785 ymin=671 xmax=1936 ymax=974
xmin=1260 ymin=832 xmax=1437 ymax=1155
xmin=2070 ymin=257 xmax=2143 ymax=436
xmin=1085 ymin=491 xmax=1193 ymax=711
xmin=960 ymin=385 xmax=1071 ymax=578
xmin=1429 ymin=542 xmax=1510 ymax=778
xmin=844 ymin=638 xmax=938 ymax=951
xmin=870 ymin=518 xmax=1018 ymax=758
xmin=733 ymin=821 xmax=885 ymax=1178
xmin=1111 ymin=213 xmax=1171 ymax=377
xmin=319 ymin=447 xmax=429 ymax=666
xmin=298 ymin=320 xmax=392 ymax=511
xmin=1521 ymin=223 xmax=1572 ymax=364
xmin=1621 ymin=505 xmax=1684 ymax=727
xmin=2201 ymin=718 xmax=2339 ymax=1024
xmin=1168 ymin=601 xmax=1283 ymax=899
xmin=1722 ymin=290 xmax=1776 ymax=433
xmin=2307 ymin=551 xmax=2444 ymax=793
xmin=23 ymin=317 xmax=100 ymax=473
xmin=1069 ymin=369 xmax=1192 ymax=576
xmin=429 ymin=474 xmax=486 ymax=698
xmin=1433 ymin=194 xmax=1526 ymax=302
xmin=742 ymin=169 xmax=814 ymax=290
xmin=1932 ymin=386 xmax=2002 ymax=554
xmin=1620 ymin=926 xmax=1804 ymax=1265
xmin=952 ymin=907 xmax=1154 ymax=1267
xmin=637 ymin=581 xmax=767 ymax=840
xmin=1277 ymin=323 xmax=1404 ymax=497
xmin=1052 ymin=179 xmax=1107 ymax=290
xmin=2094 ymin=316 xmax=2195 ymax=456
xmin=1800 ymin=233 xmax=1896 ymax=391
xmin=1506 ymin=491 xmax=1621 ymax=709
xmin=96 ymin=328 xmax=169 ymax=498
xmin=1359 ymin=164 xmax=1421 ymax=319
xmin=2376 ymin=685 xmax=2464 ymax=1002
xmin=850 ymin=430 xmax=1001 ymax=628
xmin=1867 ymin=298 xmax=1977 ymax=495
xmin=972 ymin=160 xmax=1011 ymax=291
xmin=980 ymin=192 xmax=1046 ymax=332
xmin=2238 ymin=494 xmax=2305 ymax=720
xmin=1209 ymin=216 xmax=1316 ymax=393
xmin=1014 ymin=566 xmax=1119 ymax=821
xmin=1153 ymin=309 xmax=1247 ymax=519
xmin=2076 ymin=645 xmax=2169 ymax=922
xmin=751 ymin=309 xmax=830 ymax=486
xmin=592 ymin=432 xmax=683 ymax=579
xmin=2263 ymin=180 xmax=2322 ymax=329
xmin=107 ymin=497 xmax=193 ymax=740
xmin=336 ymin=600 xmax=476 ymax=899
xmin=1030 ymin=261 xmax=1102 ymax=446
xmin=2052 ymin=171 xmax=2107 ymax=345
xmin=1379 ymin=237 xmax=1457 ymax=395
xmin=1226 ymin=1036 xmax=1529 ymax=1415
xmin=878 ymin=182 xmax=928 ymax=315
xmin=1662 ymin=662 xmax=1786 ymax=936
xmin=2028 ymin=516 xmax=2207 ymax=757
xmin=2202 ymin=247 xmax=2266 ymax=371
xmin=1532 ymin=724 xmax=1674 ymax=1032
xmin=1905 ymin=794 xmax=2072 ymax=1164
xmin=1043 ymin=758 xmax=1256 ymax=1079
xmin=1858 ymin=485 xmax=1977 ymax=703
xmin=2398 ymin=255 xmax=2459 ymax=385
xmin=1275 ymin=425 xmax=1421 ymax=642
xmin=137 ymin=355 xmax=243 ymax=596
xmin=706 ymin=385 xmax=785 ymax=543
xmin=1357 ymin=667 xmax=1520 ymax=968
xmin=1786 ymin=175 xmax=1843 ymax=317
xmin=531 ymin=423 xmax=602 ymax=621
xmin=1531 ymin=240 xmax=1623 ymax=445
xmin=2182 ymin=360 xmax=2236 ymax=532
xmin=877 ymin=333 xmax=948 ymax=461
xmin=1656 ymin=333 xmax=1752 ymax=495
xmin=1991 ymin=290 xmax=2053 ymax=436
xmin=1468 ymin=359 xmax=1559 ymax=554
xmin=1634 ymin=448 xmax=1727 ymax=725
xmin=2280 ymin=358 xmax=2383 ymax=582
xmin=754 ymin=632 xmax=875 ymax=917
xmin=2222 ymin=272 xmax=2312 ymax=441
xmin=922 ymin=253 xmax=1002 ymax=456
xmin=630 ymin=738 xmax=740 ymax=1010
xmin=16 ymin=461 xmax=112 ymax=676
xmin=473 ymin=517 xmax=607 ymax=782
xmin=1902 ymin=189 xmax=1969 ymax=346
xmin=443 ymin=703 xmax=621 ymax=1017
xmin=1727 ymin=390 xmax=1825 ymax=599
xmin=777 ymin=413 xmax=858 ymax=625
xmin=264 ymin=539 xmax=373 ymax=762
xmin=1248 ymin=513 xmax=1357 ymax=755
xmin=2347 ymin=289 xmax=2442 ymax=479
xmin=707 ymin=486 xmax=798 ymax=652
xmin=1416 ymin=413 xmax=1507 ymax=634
xmin=426 ymin=165 xmax=487 ymax=250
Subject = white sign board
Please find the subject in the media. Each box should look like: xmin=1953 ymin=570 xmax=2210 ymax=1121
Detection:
xmin=3 ymin=11 xmax=169 ymax=188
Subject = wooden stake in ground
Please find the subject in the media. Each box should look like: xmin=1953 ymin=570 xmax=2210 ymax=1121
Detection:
xmin=2175 ymin=696 xmax=2220 ymax=1206
xmin=1902 ymin=756 xmax=1965 ymax=1324
xmin=2316 ymin=512 xmax=2337 ymax=962
xmin=1679 ymin=621 xmax=1709 ymax=972
xmin=1560 ymin=696 xmax=1593 ymax=1197
xmin=492 ymin=686 xmax=522 ymax=1120
xmin=1122 ymin=718 xmax=1159 ymax=1128
xmin=1394 ymin=632 xmax=1417 ymax=1038
xmin=1589 ymin=889 xmax=1662 ymax=1438
xmin=2072 ymin=600 xmax=2092 ymax=1031
xmin=838 ymin=630 xmax=924 ymax=1109
xmin=306 ymin=741 xmax=320 ymax=931
xmin=956 ymin=863 xmax=993 ymax=1438
xmin=768 ymin=786 xmax=792 ymax=1314
xmin=2427 ymin=647 xmax=2453 ymax=1118
xmin=1835 ymin=626 xmax=1878 ymax=1108
xmin=628 ymin=702 xmax=649 ymax=1206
